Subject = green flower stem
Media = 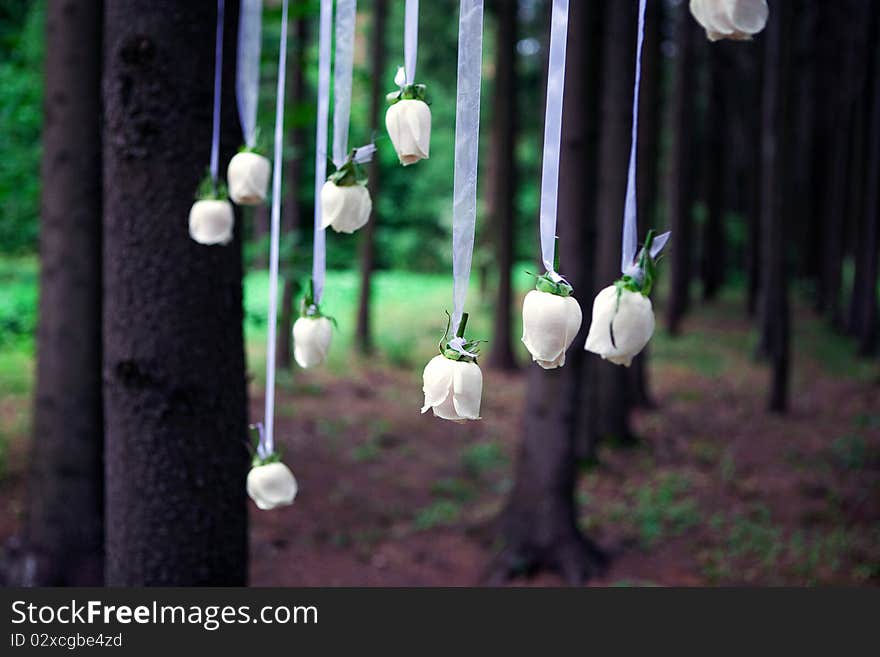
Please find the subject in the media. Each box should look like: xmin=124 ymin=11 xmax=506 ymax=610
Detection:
xmin=456 ymin=312 xmax=469 ymax=339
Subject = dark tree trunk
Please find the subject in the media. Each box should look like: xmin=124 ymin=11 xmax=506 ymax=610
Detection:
xmin=821 ymin=2 xmax=862 ymax=330
xmin=628 ymin=0 xmax=662 ymax=410
xmin=744 ymin=54 xmax=763 ymax=318
xmin=857 ymin=4 xmax=880 ymax=356
xmin=846 ymin=4 xmax=875 ymax=335
xmin=278 ymin=14 xmax=309 ymax=370
xmin=492 ymin=0 xmax=606 ymax=584
xmin=592 ymin=0 xmax=636 ymax=446
xmin=355 ymin=0 xmax=387 ymax=355
xmin=700 ymin=45 xmax=726 ymax=301
xmin=9 ymin=0 xmax=104 ymax=587
xmin=485 ymin=0 xmax=518 ymax=371
xmin=251 ymin=204 xmax=269 ymax=268
xmin=103 ymin=0 xmax=249 ymax=585
xmin=664 ymin=5 xmax=696 ymax=334
xmin=760 ymin=0 xmax=794 ymax=413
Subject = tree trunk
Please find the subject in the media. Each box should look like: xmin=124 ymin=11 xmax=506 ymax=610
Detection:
xmin=485 ymin=0 xmax=518 ymax=371
xmin=700 ymin=45 xmax=726 ymax=301
xmin=103 ymin=0 xmax=249 ymax=585
xmin=628 ymin=0 xmax=662 ymax=410
xmin=821 ymin=2 xmax=861 ymax=330
xmin=278 ymin=14 xmax=309 ymax=370
xmin=9 ymin=0 xmax=104 ymax=587
xmin=592 ymin=0 xmax=636 ymax=446
xmin=664 ymin=5 xmax=696 ymax=335
xmin=355 ymin=0 xmax=387 ymax=355
xmin=760 ymin=0 xmax=794 ymax=413
xmin=492 ymin=0 xmax=606 ymax=584
xmin=251 ymin=204 xmax=269 ymax=268
xmin=846 ymin=4 xmax=874 ymax=335
xmin=857 ymin=4 xmax=880 ymax=356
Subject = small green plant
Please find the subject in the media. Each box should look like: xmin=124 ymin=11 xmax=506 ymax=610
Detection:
xmin=461 ymin=442 xmax=507 ymax=477
xmin=413 ymin=499 xmax=460 ymax=531
xmin=830 ymin=434 xmax=867 ymax=471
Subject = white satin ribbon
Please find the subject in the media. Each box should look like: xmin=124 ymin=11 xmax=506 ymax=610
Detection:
xmin=621 ymin=0 xmax=647 ymax=274
xmin=210 ymin=0 xmax=225 ymax=183
xmin=312 ymin=0 xmax=333 ymax=303
xmin=450 ymin=0 xmax=485 ymax=335
xmin=404 ymin=0 xmax=419 ymax=83
xmin=236 ymin=0 xmax=263 ymax=148
xmin=538 ymin=0 xmax=569 ymax=277
xmin=332 ymin=0 xmax=357 ymax=168
xmin=262 ymin=0 xmax=289 ymax=457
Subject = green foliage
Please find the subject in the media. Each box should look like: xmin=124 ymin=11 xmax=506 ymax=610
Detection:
xmin=413 ymin=499 xmax=460 ymax=531
xmin=0 ymin=256 xmax=37 ymax=350
xmin=0 ymin=1 xmax=43 ymax=254
xmin=461 ymin=442 xmax=507 ymax=478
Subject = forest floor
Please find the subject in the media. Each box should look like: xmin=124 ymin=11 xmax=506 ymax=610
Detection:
xmin=244 ymin=289 xmax=880 ymax=586
xmin=1 ymin=266 xmax=878 ymax=585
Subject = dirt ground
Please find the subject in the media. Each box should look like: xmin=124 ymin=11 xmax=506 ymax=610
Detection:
xmin=2 ymin=301 xmax=879 ymax=586
xmin=248 ymin=310 xmax=880 ymax=586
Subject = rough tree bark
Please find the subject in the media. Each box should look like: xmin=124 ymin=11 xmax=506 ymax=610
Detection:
xmin=355 ymin=0 xmax=387 ymax=355
xmin=665 ymin=4 xmax=696 ymax=335
xmin=278 ymin=13 xmax=309 ymax=370
xmin=760 ymin=0 xmax=793 ymax=413
xmin=493 ymin=0 xmax=606 ymax=584
xmin=628 ymin=0 xmax=662 ymax=410
xmin=8 ymin=0 xmax=104 ymax=587
xmin=592 ymin=0 xmax=636 ymax=446
xmin=485 ymin=0 xmax=518 ymax=371
xmin=103 ymin=0 xmax=249 ymax=585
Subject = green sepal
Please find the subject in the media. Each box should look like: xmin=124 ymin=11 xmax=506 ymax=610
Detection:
xmin=436 ymin=311 xmax=485 ymax=363
xmin=194 ymin=168 xmax=229 ymax=201
xmin=327 ymin=149 xmax=368 ymax=187
xmin=386 ymin=83 xmax=430 ymax=106
xmin=617 ymin=228 xmax=660 ymax=297
xmin=531 ymin=271 xmax=574 ymax=297
xmin=299 ymin=278 xmax=338 ymax=327
xmin=251 ymin=451 xmax=283 ymax=468
xmin=237 ymin=127 xmax=267 ymax=156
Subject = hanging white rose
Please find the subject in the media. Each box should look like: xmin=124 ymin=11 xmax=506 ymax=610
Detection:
xmin=247 ymin=461 xmax=298 ymax=510
xmin=385 ymin=72 xmax=431 ymax=166
xmin=689 ymin=0 xmax=768 ymax=42
xmin=584 ymin=285 xmax=655 ymax=367
xmin=227 ymin=151 xmax=271 ymax=206
xmin=386 ymin=100 xmax=431 ymax=166
xmin=320 ymin=181 xmax=372 ymax=234
xmin=293 ymin=316 xmax=332 ymax=368
xmin=584 ymin=230 xmax=668 ymax=367
xmin=521 ymin=274 xmax=583 ymax=370
xmin=189 ymin=199 xmax=234 ymax=245
xmin=292 ymin=283 xmax=334 ymax=369
xmin=421 ymin=313 xmax=483 ymax=422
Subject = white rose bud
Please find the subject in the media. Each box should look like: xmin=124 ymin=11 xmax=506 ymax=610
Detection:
xmin=188 ymin=199 xmax=234 ymax=245
xmin=247 ymin=461 xmax=298 ymax=510
xmin=689 ymin=0 xmax=768 ymax=42
xmin=421 ymin=354 xmax=482 ymax=422
xmin=521 ymin=289 xmax=583 ymax=369
xmin=584 ymin=285 xmax=655 ymax=367
xmin=320 ymin=181 xmax=372 ymax=234
xmin=227 ymin=151 xmax=271 ymax=206
xmin=385 ymin=99 xmax=431 ymax=166
xmin=292 ymin=316 xmax=332 ymax=368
